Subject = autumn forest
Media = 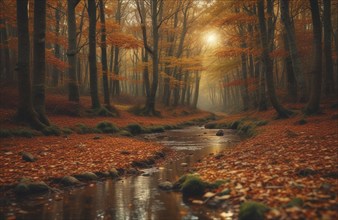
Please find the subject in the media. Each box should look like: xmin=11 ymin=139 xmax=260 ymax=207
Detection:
xmin=0 ymin=0 xmax=337 ymax=219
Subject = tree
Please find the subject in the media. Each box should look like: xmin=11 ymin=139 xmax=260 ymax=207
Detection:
xmin=280 ymin=0 xmax=307 ymax=102
xmin=257 ymin=0 xmax=292 ymax=118
xmin=99 ymin=0 xmax=111 ymax=108
xmin=51 ymin=0 xmax=62 ymax=87
xmin=323 ymin=0 xmax=335 ymax=95
xmin=67 ymin=0 xmax=80 ymax=102
xmin=16 ymin=0 xmax=45 ymax=129
xmin=304 ymin=0 xmax=322 ymax=114
xmin=136 ymin=0 xmax=162 ymax=115
xmin=87 ymin=0 xmax=100 ymax=109
xmin=32 ymin=0 xmax=50 ymax=125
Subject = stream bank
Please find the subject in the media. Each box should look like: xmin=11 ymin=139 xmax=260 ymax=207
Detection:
xmin=1 ymin=126 xmax=241 ymax=220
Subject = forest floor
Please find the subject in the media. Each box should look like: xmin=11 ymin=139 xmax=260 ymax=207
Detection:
xmin=194 ymin=101 xmax=338 ymax=219
xmin=0 ymin=87 xmax=211 ymax=187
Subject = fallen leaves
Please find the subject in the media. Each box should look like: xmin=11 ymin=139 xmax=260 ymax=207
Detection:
xmin=0 ymin=135 xmax=167 ymax=186
xmin=194 ymin=105 xmax=338 ymax=219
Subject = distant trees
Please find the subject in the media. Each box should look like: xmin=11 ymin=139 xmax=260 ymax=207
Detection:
xmin=0 ymin=0 xmax=336 ymax=129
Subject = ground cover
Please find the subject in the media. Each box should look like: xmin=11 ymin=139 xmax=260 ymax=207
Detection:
xmin=193 ymin=102 xmax=338 ymax=219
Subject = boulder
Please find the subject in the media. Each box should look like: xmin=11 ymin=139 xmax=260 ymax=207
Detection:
xmin=28 ymin=181 xmax=50 ymax=193
xmin=109 ymin=168 xmax=119 ymax=178
xmin=159 ymin=181 xmax=173 ymax=190
xmin=61 ymin=176 xmax=81 ymax=186
xmin=74 ymin=172 xmax=98 ymax=181
xmin=179 ymin=175 xmax=206 ymax=197
xmin=216 ymin=130 xmax=224 ymax=136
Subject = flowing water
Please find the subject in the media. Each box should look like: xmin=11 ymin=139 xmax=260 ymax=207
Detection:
xmin=1 ymin=126 xmax=241 ymax=220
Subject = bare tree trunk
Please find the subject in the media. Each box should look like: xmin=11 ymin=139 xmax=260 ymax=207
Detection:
xmin=52 ymin=0 xmax=61 ymax=87
xmin=258 ymin=0 xmax=292 ymax=117
xmin=0 ymin=17 xmax=11 ymax=80
xmin=192 ymin=72 xmax=200 ymax=109
xmin=283 ymin=32 xmax=297 ymax=101
xmin=32 ymin=0 xmax=50 ymax=125
xmin=16 ymin=0 xmax=45 ymax=130
xmin=280 ymin=0 xmax=306 ymax=102
xmin=87 ymin=0 xmax=100 ymax=109
xmin=112 ymin=0 xmax=122 ymax=96
xmin=67 ymin=0 xmax=80 ymax=102
xmin=99 ymin=0 xmax=111 ymax=107
xmin=323 ymin=0 xmax=335 ymax=95
xmin=305 ymin=0 xmax=322 ymax=114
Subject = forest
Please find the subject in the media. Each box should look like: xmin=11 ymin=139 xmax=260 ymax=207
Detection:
xmin=0 ymin=0 xmax=337 ymax=219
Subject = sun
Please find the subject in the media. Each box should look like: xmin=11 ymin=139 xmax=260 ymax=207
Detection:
xmin=204 ymin=31 xmax=219 ymax=45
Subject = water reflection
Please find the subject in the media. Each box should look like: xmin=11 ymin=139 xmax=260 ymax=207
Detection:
xmin=2 ymin=127 xmax=240 ymax=220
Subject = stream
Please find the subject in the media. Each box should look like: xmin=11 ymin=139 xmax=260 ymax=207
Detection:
xmin=1 ymin=126 xmax=241 ymax=220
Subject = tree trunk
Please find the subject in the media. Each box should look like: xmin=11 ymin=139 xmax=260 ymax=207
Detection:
xmin=258 ymin=0 xmax=292 ymax=118
xmin=280 ymin=0 xmax=306 ymax=102
xmin=323 ymin=0 xmax=335 ymax=95
xmin=87 ymin=0 xmax=100 ymax=109
xmin=99 ymin=0 xmax=111 ymax=107
xmin=112 ymin=0 xmax=122 ymax=96
xmin=283 ymin=32 xmax=297 ymax=101
xmin=32 ymin=0 xmax=50 ymax=125
xmin=67 ymin=0 xmax=80 ymax=102
xmin=305 ymin=0 xmax=322 ymax=114
xmin=192 ymin=72 xmax=200 ymax=109
xmin=0 ymin=17 xmax=11 ymax=80
xmin=16 ymin=0 xmax=45 ymax=130
xmin=52 ymin=0 xmax=61 ymax=87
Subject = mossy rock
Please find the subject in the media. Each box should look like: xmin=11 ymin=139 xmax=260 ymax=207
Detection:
xmin=14 ymin=183 xmax=30 ymax=194
xmin=74 ymin=172 xmax=98 ymax=181
xmin=14 ymin=181 xmax=50 ymax=195
xmin=125 ymin=123 xmax=144 ymax=135
xmin=96 ymin=121 xmax=119 ymax=134
xmin=61 ymin=176 xmax=81 ymax=186
xmin=286 ymin=198 xmax=303 ymax=208
xmin=28 ymin=181 xmax=50 ymax=193
xmin=179 ymin=175 xmax=206 ymax=197
xmin=74 ymin=123 xmax=94 ymax=134
xmin=239 ymin=201 xmax=269 ymax=220
xmin=109 ymin=168 xmax=119 ymax=178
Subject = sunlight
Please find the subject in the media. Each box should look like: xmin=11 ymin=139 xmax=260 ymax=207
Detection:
xmin=204 ymin=31 xmax=219 ymax=46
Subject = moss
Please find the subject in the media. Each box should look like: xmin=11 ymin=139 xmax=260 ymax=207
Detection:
xmin=73 ymin=124 xmax=102 ymax=134
xmin=118 ymin=130 xmax=133 ymax=137
xmin=13 ymin=129 xmax=36 ymax=138
xmin=96 ymin=121 xmax=119 ymax=133
xmin=181 ymin=175 xmax=206 ymax=197
xmin=239 ymin=201 xmax=269 ymax=220
xmin=254 ymin=120 xmax=268 ymax=126
xmin=42 ymin=125 xmax=62 ymax=136
xmin=125 ymin=123 xmax=145 ymax=135
xmin=95 ymin=107 xmax=118 ymax=117
xmin=0 ymin=129 xmax=12 ymax=138
xmin=147 ymin=126 xmax=165 ymax=133
xmin=61 ymin=127 xmax=73 ymax=135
